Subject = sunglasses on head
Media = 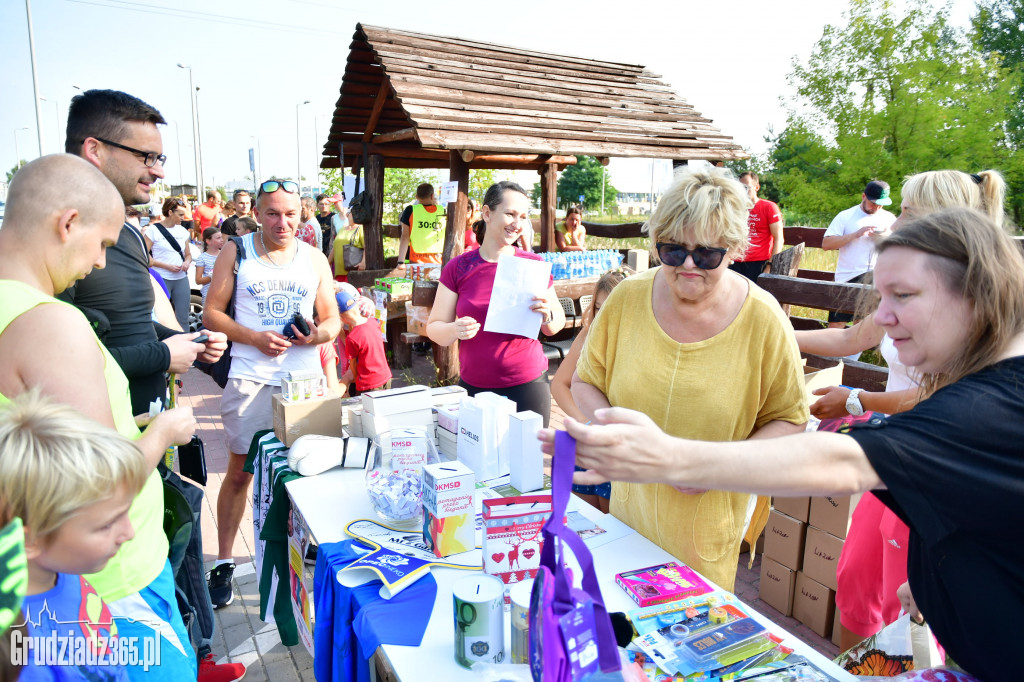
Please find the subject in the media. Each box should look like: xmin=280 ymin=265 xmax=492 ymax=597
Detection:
xmin=258 ymin=180 xmax=299 ymax=197
xmin=655 ymin=242 xmax=728 ymax=269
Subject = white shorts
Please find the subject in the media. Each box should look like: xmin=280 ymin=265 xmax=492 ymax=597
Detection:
xmin=222 ymin=377 xmax=280 ymax=455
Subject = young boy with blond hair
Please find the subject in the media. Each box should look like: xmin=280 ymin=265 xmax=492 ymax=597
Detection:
xmin=0 ymin=391 xmax=148 ymax=680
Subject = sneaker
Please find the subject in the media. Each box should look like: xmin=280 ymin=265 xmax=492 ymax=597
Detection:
xmin=198 ymin=653 xmax=246 ymax=681
xmin=207 ymin=562 xmax=235 ymax=609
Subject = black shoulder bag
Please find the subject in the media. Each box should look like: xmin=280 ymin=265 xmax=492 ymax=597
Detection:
xmin=154 ymin=222 xmax=188 ymax=264
xmin=349 ymin=142 xmax=375 ymax=225
xmin=194 ymin=236 xmax=245 ymax=388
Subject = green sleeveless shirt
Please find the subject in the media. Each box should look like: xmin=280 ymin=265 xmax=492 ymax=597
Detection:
xmin=0 ymin=280 xmax=167 ymax=603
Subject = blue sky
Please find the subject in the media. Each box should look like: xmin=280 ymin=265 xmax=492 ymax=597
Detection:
xmin=1 ymin=0 xmax=975 ymax=194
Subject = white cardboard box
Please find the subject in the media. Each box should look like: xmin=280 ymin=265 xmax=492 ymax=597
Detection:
xmin=361 ymin=408 xmax=435 ymax=439
xmin=508 ymin=411 xmax=544 ymax=493
xmin=361 ymin=385 xmax=432 ymax=416
xmin=430 ymin=385 xmax=468 ymax=407
xmin=435 ymin=405 xmax=459 ymax=434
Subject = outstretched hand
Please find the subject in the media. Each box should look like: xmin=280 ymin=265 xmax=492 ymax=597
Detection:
xmin=810 ymin=385 xmax=852 ymax=419
xmin=538 ymin=407 xmax=677 ymax=487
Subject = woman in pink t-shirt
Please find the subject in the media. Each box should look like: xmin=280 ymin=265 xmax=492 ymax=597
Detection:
xmin=427 ymin=181 xmax=565 ymax=424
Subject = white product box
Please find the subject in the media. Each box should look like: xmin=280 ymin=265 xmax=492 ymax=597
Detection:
xmin=508 ymin=411 xmax=544 ymax=493
xmin=361 ymin=409 xmax=435 ymax=440
xmin=346 ymin=407 xmax=364 ymax=437
xmin=431 ymin=385 xmax=468 ymax=407
xmin=435 ymin=405 xmax=460 ymax=434
xmin=361 ymin=385 xmax=432 ymax=416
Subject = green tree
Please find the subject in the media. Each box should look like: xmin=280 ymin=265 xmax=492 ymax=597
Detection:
xmin=556 ymin=156 xmax=617 ymax=211
xmin=6 ymin=162 xmax=27 ymax=183
xmin=972 ymin=0 xmax=1024 ymax=223
xmin=774 ymin=0 xmax=1019 ymax=224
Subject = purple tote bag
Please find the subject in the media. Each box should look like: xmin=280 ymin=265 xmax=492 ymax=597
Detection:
xmin=528 ymin=430 xmax=621 ymax=681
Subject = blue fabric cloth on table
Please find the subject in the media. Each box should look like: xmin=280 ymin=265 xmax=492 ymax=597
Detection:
xmin=313 ymin=539 xmax=437 ymax=682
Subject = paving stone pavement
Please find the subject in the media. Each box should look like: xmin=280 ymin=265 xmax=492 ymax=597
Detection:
xmin=179 ymin=355 xmax=836 ymax=681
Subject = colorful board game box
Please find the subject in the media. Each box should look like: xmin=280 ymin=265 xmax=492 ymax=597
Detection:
xmin=615 ymin=562 xmax=712 ymax=608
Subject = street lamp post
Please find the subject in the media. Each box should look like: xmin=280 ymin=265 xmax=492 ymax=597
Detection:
xmin=195 ymin=86 xmax=206 ymax=195
xmin=296 ymin=101 xmax=309 ymax=193
xmin=250 ymin=136 xmax=262 ymax=190
xmin=176 ymin=64 xmax=203 ymax=197
xmin=13 ymin=127 xmax=29 ymax=169
xmin=24 ymin=0 xmax=45 ymax=156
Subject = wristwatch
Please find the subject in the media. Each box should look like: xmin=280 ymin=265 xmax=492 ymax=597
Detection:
xmin=845 ymin=388 xmax=866 ymax=416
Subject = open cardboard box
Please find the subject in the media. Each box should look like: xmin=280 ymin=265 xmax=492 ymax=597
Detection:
xmin=802 ymin=359 xmax=844 ymax=404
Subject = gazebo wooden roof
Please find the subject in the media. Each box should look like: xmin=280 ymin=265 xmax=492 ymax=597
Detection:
xmin=321 ymin=23 xmax=747 ymax=171
xmin=321 ymin=24 xmax=748 ymax=382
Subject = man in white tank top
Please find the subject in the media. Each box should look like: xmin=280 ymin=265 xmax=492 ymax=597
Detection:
xmin=203 ymin=179 xmax=341 ymax=608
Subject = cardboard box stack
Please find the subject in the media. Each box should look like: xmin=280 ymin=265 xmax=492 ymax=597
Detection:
xmin=759 ymin=494 xmax=860 ymax=638
xmin=405 ymin=301 xmax=430 ymax=336
xmin=431 ymin=385 xmax=466 ymax=461
xmin=360 ymin=386 xmax=435 ymax=442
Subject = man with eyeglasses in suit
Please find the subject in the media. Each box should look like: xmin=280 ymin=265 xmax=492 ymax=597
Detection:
xmin=61 ymin=88 xmax=227 ymax=414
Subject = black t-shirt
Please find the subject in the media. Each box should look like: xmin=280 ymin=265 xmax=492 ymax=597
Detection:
xmin=221 ymin=215 xmax=239 ymax=236
xmin=848 ymin=357 xmax=1024 ymax=681
xmin=317 ymin=214 xmax=335 ymax=256
xmin=58 ymin=222 xmax=173 ymax=414
xmin=399 ymin=205 xmax=413 ymax=227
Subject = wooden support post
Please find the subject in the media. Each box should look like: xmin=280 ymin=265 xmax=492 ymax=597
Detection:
xmin=539 ymin=164 xmax=557 ymax=253
xmin=433 ymin=150 xmax=470 ymax=385
xmin=363 ymin=154 xmax=386 ymax=269
xmin=443 ymin=151 xmax=469 ymax=264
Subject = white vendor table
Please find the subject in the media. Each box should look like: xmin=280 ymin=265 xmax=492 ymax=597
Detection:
xmin=283 ymin=466 xmax=855 ymax=682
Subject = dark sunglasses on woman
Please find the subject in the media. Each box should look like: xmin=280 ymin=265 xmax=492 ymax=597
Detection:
xmin=655 ymin=242 xmax=728 ymax=270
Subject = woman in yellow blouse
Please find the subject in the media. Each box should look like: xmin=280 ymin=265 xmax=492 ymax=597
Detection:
xmin=570 ymin=167 xmax=809 ymax=591
xmin=555 ymin=206 xmax=586 ymax=252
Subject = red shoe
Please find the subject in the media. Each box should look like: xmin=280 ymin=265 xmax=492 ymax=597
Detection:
xmin=198 ymin=653 xmax=247 ymax=681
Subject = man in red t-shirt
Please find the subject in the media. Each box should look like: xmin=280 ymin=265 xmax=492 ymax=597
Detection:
xmin=194 ymin=190 xmax=222 ymax=231
xmin=730 ymin=172 xmax=783 ymax=283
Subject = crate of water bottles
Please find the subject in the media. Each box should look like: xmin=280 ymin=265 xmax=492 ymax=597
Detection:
xmin=538 ymin=249 xmax=624 ymax=280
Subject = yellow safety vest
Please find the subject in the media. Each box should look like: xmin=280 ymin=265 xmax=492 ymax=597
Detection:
xmin=410 ymin=204 xmax=443 ymax=255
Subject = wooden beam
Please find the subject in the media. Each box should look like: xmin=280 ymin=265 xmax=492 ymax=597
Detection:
xmin=460 ymin=150 xmax=475 ymax=163
xmin=374 ymin=127 xmax=417 ymax=144
xmin=597 ymin=156 xmax=610 ymax=166
xmin=363 ymin=154 xmax=386 ymax=269
xmin=581 ymin=221 xmax=646 ymax=239
xmin=784 ymin=226 xmax=826 ymax=248
xmin=805 ymin=353 xmax=889 ymax=393
xmin=757 ymin=274 xmax=869 ymax=315
xmin=434 ymin=150 xmax=470 ymax=385
xmin=340 ymin=142 xmax=448 ymax=160
xmin=470 ymin=154 xmax=576 ymax=165
xmin=415 ymin=129 xmax=747 ymax=162
xmin=363 ymin=80 xmax=392 ymax=142
xmin=539 ymin=165 xmax=557 ymax=253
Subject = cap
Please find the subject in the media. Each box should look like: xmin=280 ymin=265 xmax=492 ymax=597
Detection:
xmin=336 ymin=290 xmax=357 ymax=312
xmin=864 ymin=180 xmax=892 ymax=206
xmin=326 ymin=193 xmax=346 ymax=204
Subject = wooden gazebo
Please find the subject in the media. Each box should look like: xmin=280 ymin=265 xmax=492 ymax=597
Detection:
xmin=321 ymin=23 xmax=747 ymax=265
xmin=321 ymin=23 xmax=747 ymax=379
